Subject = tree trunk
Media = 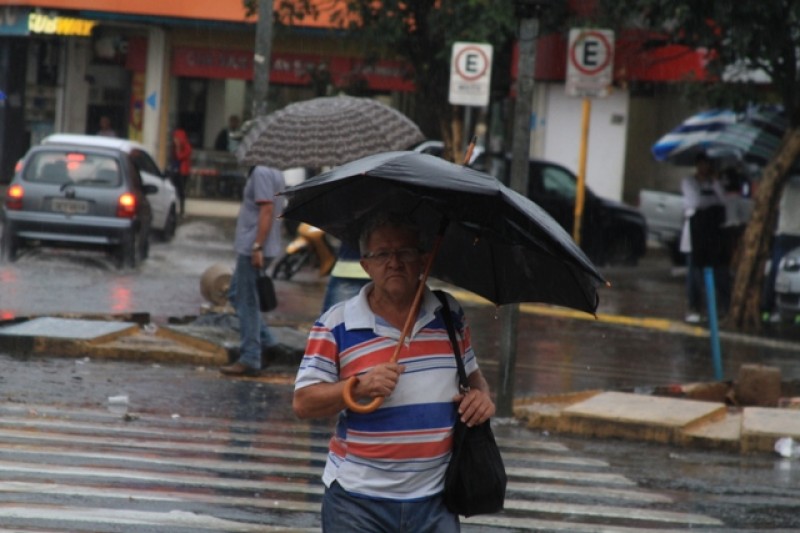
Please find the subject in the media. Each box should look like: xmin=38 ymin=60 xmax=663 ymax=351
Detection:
xmin=728 ymin=127 xmax=800 ymax=332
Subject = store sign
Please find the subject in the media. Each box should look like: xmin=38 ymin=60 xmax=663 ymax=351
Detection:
xmin=28 ymin=13 xmax=97 ymax=37
xmin=172 ymin=47 xmax=415 ymax=92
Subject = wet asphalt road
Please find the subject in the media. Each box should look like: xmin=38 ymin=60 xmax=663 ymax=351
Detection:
xmin=1 ymin=214 xmax=800 ymax=529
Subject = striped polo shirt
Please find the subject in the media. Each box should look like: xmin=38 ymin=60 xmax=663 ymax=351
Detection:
xmin=294 ymin=283 xmax=479 ymax=501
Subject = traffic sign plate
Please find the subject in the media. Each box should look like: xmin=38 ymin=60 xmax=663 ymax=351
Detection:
xmin=566 ymin=28 xmax=614 ymax=98
xmin=449 ymin=42 xmax=493 ymax=107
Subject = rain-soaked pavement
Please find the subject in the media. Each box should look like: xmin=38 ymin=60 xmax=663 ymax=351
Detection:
xmin=1 ymin=211 xmax=800 ymax=530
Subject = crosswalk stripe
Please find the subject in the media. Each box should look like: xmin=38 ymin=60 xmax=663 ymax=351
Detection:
xmin=0 ymin=401 xmax=725 ymax=531
xmin=507 ymin=481 xmax=672 ymax=504
xmin=0 ymin=459 xmax=322 ymax=490
xmin=0 ymin=480 xmax=322 ymax=510
xmin=0 ymin=505 xmax=316 ymax=532
xmin=0 ymin=402 xmax=573 ymax=452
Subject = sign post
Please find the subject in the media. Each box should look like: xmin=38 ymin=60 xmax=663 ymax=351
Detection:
xmin=565 ymin=28 xmax=614 ymax=245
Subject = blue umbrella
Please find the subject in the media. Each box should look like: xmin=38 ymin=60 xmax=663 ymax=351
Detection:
xmin=713 ymin=106 xmax=787 ymax=165
xmin=652 ymin=109 xmax=738 ymax=165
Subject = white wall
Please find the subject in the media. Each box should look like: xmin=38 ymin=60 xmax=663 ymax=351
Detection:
xmin=537 ymin=82 xmax=630 ymax=202
xmin=61 ymin=39 xmax=90 ymax=135
xmin=143 ymin=27 xmax=166 ymax=162
xmin=204 ymin=78 xmax=247 ymax=149
xmin=626 ymin=91 xmax=699 ymax=197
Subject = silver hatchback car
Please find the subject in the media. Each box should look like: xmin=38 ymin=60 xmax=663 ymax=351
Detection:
xmin=1 ymin=142 xmax=155 ymax=268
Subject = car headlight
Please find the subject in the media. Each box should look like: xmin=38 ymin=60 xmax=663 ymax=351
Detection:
xmin=780 ymin=255 xmax=800 ymax=272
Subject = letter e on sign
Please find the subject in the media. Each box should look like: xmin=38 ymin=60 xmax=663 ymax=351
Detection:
xmin=449 ymin=42 xmax=493 ymax=107
xmin=566 ymin=28 xmax=614 ymax=98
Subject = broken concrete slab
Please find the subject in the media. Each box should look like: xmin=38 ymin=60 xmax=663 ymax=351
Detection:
xmin=681 ymin=410 xmax=742 ymax=451
xmin=555 ymin=391 xmax=728 ymax=445
xmin=0 ymin=317 xmax=138 ymax=342
xmin=0 ymin=317 xmax=227 ymax=366
xmin=740 ymin=407 xmax=800 ymax=454
xmin=514 ymin=390 xmax=602 ymax=432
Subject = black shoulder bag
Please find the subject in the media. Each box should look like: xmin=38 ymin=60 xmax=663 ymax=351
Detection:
xmin=435 ymin=291 xmax=507 ymax=517
xmin=257 ymin=268 xmax=278 ymax=312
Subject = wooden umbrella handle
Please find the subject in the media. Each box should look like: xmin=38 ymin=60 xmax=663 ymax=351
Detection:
xmin=342 ymin=221 xmax=447 ymax=414
xmin=463 ymin=135 xmax=477 ymax=165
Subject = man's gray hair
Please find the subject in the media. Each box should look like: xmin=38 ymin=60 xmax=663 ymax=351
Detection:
xmin=358 ymin=212 xmax=425 ymax=255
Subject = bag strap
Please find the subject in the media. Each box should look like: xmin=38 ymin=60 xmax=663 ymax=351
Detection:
xmin=434 ymin=290 xmax=469 ymax=392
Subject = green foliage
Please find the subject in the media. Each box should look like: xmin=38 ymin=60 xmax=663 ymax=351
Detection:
xmin=243 ymin=0 xmax=318 ymax=24
xmin=243 ymin=0 xmax=519 ymax=133
xmin=334 ymin=1 xmax=516 ymax=100
xmin=597 ymin=0 xmax=800 ymax=125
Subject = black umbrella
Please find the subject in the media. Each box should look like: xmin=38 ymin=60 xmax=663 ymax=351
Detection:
xmin=281 ymin=151 xmax=607 ymax=314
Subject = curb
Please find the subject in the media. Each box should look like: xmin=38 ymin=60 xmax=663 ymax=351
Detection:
xmin=514 ymin=390 xmax=800 ymax=454
xmin=3 ymin=308 xmax=800 ymax=456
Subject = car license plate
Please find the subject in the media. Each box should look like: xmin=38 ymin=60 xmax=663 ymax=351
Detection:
xmin=775 ymin=279 xmax=790 ymax=293
xmin=51 ymin=198 xmax=89 ymax=215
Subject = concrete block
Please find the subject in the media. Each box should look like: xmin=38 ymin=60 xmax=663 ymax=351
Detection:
xmin=514 ymin=390 xmax=602 ymax=432
xmin=559 ymin=391 xmax=727 ymax=445
xmin=740 ymin=407 xmax=800 ymax=453
xmin=0 ymin=317 xmax=138 ymax=343
xmin=735 ymin=364 xmax=782 ymax=407
xmin=681 ymin=409 xmax=741 ymax=452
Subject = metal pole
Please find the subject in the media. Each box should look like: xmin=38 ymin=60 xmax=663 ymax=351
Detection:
xmin=252 ymin=0 xmax=273 ymax=118
xmin=497 ymin=12 xmax=539 ymax=417
xmin=573 ymin=97 xmax=590 ymax=245
xmin=703 ymin=267 xmax=723 ymax=380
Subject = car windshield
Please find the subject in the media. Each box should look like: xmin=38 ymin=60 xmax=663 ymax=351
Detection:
xmin=24 ymin=151 xmax=121 ymax=188
xmin=541 ymin=165 xmax=576 ymax=199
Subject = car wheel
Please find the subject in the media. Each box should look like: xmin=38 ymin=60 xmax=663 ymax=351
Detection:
xmin=116 ymin=231 xmax=142 ymax=269
xmin=141 ymin=229 xmax=150 ymax=261
xmin=1 ymin=223 xmax=19 ymax=263
xmin=272 ymin=250 xmax=309 ymax=280
xmin=159 ymin=206 xmax=177 ymax=242
xmin=667 ymin=239 xmax=686 ymax=266
xmin=605 ymin=235 xmax=638 ymax=266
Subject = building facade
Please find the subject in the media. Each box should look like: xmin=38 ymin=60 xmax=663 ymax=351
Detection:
xmin=0 ymin=1 xmax=416 ymax=183
xmin=0 ymin=1 xmax=711 ymax=206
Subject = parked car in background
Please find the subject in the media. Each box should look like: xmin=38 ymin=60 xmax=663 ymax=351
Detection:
xmin=412 ymin=139 xmax=483 ymax=165
xmin=472 ymin=152 xmax=648 ymax=266
xmin=774 ymin=246 xmax=800 ymax=321
xmin=639 ymin=176 xmax=752 ymax=265
xmin=43 ymin=134 xmax=177 ymax=241
xmin=1 ymin=136 xmax=157 ymax=268
xmin=638 ymin=188 xmax=685 ymax=264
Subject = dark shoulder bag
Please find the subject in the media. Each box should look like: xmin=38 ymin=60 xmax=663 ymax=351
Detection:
xmin=434 ymin=290 xmax=507 ymax=517
xmin=257 ymin=268 xmax=277 ymax=312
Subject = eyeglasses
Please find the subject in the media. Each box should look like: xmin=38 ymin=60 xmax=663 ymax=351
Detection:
xmin=362 ymin=248 xmax=421 ymax=264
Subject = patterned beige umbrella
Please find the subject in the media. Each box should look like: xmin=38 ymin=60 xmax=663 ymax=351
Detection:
xmin=235 ymin=95 xmax=425 ymax=170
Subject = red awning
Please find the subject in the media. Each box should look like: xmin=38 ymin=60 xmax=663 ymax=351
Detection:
xmin=512 ymin=30 xmax=712 ymax=88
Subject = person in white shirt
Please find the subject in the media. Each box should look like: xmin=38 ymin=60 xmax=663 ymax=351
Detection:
xmin=680 ymin=152 xmax=727 ymax=323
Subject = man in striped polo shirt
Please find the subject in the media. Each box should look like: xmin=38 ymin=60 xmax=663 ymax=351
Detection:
xmin=293 ymin=212 xmax=495 ymax=532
